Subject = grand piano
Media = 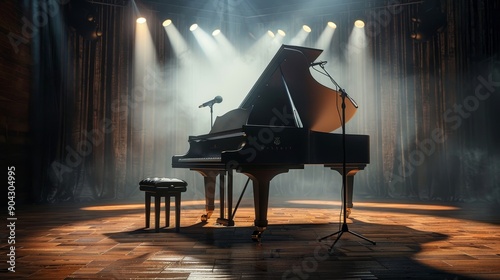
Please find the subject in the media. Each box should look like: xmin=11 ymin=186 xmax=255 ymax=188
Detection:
xmin=172 ymin=45 xmax=369 ymax=241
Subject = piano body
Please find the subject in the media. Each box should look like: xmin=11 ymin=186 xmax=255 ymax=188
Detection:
xmin=172 ymin=45 xmax=369 ymax=240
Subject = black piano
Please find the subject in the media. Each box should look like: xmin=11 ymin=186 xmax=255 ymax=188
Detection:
xmin=172 ymin=45 xmax=369 ymax=240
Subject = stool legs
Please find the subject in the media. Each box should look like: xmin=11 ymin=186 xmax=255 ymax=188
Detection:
xmin=143 ymin=192 xmax=181 ymax=232
xmin=175 ymin=193 xmax=181 ymax=233
xmin=165 ymin=196 xmax=170 ymax=228
xmin=145 ymin=193 xmax=151 ymax=228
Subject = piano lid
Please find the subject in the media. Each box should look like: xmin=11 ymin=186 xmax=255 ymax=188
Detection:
xmin=238 ymin=44 xmax=358 ymax=133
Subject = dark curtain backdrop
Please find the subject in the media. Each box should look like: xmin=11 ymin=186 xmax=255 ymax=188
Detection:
xmin=28 ymin=0 xmax=500 ymax=204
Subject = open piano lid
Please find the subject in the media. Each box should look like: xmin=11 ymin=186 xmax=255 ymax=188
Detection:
xmin=213 ymin=45 xmax=358 ymax=134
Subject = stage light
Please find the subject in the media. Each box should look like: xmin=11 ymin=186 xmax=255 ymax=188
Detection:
xmin=267 ymin=30 xmax=275 ymax=38
xmin=290 ymin=25 xmax=312 ymax=46
xmin=162 ymin=19 xmax=172 ymax=27
xmin=410 ymin=1 xmax=447 ymax=42
xmin=277 ymin=29 xmax=286 ymax=37
xmin=314 ymin=21 xmax=337 ymax=50
xmin=190 ymin=23 xmax=198 ymax=31
xmin=354 ymin=20 xmax=365 ymax=28
xmin=410 ymin=31 xmax=428 ymax=41
xmin=136 ymin=17 xmax=146 ymax=24
xmin=411 ymin=17 xmax=421 ymax=23
xmin=212 ymin=29 xmax=221 ymax=36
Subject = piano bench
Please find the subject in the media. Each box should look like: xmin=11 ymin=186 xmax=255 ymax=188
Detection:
xmin=139 ymin=177 xmax=187 ymax=233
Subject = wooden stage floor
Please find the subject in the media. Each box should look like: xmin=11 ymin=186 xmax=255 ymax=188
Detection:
xmin=4 ymin=197 xmax=500 ymax=279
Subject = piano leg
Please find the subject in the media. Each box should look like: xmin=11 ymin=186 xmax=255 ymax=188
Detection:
xmin=329 ymin=167 xmax=361 ymax=217
xmin=243 ymin=168 xmax=289 ymax=242
xmin=346 ymin=175 xmax=354 ymax=218
xmin=199 ymin=172 xmax=217 ymax=222
xmin=196 ymin=170 xmax=234 ymax=226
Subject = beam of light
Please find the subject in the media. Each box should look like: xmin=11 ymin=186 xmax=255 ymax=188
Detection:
xmin=134 ymin=20 xmax=157 ymax=87
xmin=190 ymin=23 xmax=198 ymax=32
xmin=190 ymin=25 xmax=220 ymax=63
xmin=210 ymin=30 xmax=256 ymax=111
xmin=134 ymin=20 xmax=156 ymax=77
xmin=162 ymin=21 xmax=192 ymax=65
xmin=289 ymin=25 xmax=312 ymax=46
xmin=213 ymin=30 xmax=237 ymax=59
xmin=136 ymin=17 xmax=146 ymax=24
xmin=269 ymin=29 xmax=286 ymax=47
xmin=346 ymin=23 xmax=368 ymax=60
xmin=134 ymin=19 xmax=162 ymax=134
xmin=344 ymin=22 xmax=373 ymax=132
xmin=314 ymin=21 xmax=337 ymax=52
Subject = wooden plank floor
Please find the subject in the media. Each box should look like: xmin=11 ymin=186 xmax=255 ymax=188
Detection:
xmin=4 ymin=197 xmax=500 ymax=279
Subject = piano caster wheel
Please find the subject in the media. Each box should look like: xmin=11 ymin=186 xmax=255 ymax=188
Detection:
xmin=201 ymin=211 xmax=213 ymax=222
xmin=251 ymin=230 xmax=262 ymax=242
xmin=346 ymin=208 xmax=351 ymax=218
xmin=201 ymin=212 xmax=212 ymax=222
xmin=251 ymin=227 xmax=265 ymax=242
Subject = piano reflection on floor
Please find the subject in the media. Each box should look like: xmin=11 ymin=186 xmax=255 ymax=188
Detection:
xmin=172 ymin=45 xmax=369 ymax=241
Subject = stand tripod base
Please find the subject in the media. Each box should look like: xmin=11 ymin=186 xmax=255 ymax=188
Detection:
xmin=319 ymin=222 xmax=376 ymax=251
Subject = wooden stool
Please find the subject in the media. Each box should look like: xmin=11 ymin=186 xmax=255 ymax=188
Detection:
xmin=139 ymin=177 xmax=187 ymax=232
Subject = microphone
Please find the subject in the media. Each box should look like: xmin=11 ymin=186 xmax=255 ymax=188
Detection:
xmin=199 ymin=95 xmax=223 ymax=108
xmin=310 ymin=61 xmax=327 ymax=67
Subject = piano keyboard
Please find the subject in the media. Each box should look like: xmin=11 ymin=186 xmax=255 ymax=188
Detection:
xmin=178 ymin=157 xmax=222 ymax=162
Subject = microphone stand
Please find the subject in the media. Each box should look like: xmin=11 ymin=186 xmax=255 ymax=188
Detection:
xmin=315 ymin=64 xmax=375 ymax=251
xmin=209 ymin=103 xmax=214 ymax=129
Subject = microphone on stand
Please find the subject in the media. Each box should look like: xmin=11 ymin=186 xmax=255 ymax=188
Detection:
xmin=310 ymin=61 xmax=327 ymax=67
xmin=199 ymin=96 xmax=223 ymax=108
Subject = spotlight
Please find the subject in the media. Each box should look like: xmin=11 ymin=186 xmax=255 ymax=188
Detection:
xmin=267 ymin=30 xmax=275 ymax=37
xmin=411 ymin=0 xmax=447 ymax=42
xmin=410 ymin=31 xmax=430 ymax=41
xmin=327 ymin=21 xmax=337 ymax=29
xmin=354 ymin=20 xmax=365 ymax=28
xmin=212 ymin=29 xmax=221 ymax=36
xmin=277 ymin=29 xmax=286 ymax=37
xmin=411 ymin=17 xmax=421 ymax=23
xmin=68 ymin=0 xmax=101 ymax=40
xmin=136 ymin=17 xmax=146 ymax=24
xmin=302 ymin=25 xmax=311 ymax=33
xmin=162 ymin=19 xmax=172 ymax=27
xmin=189 ymin=23 xmax=198 ymax=31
